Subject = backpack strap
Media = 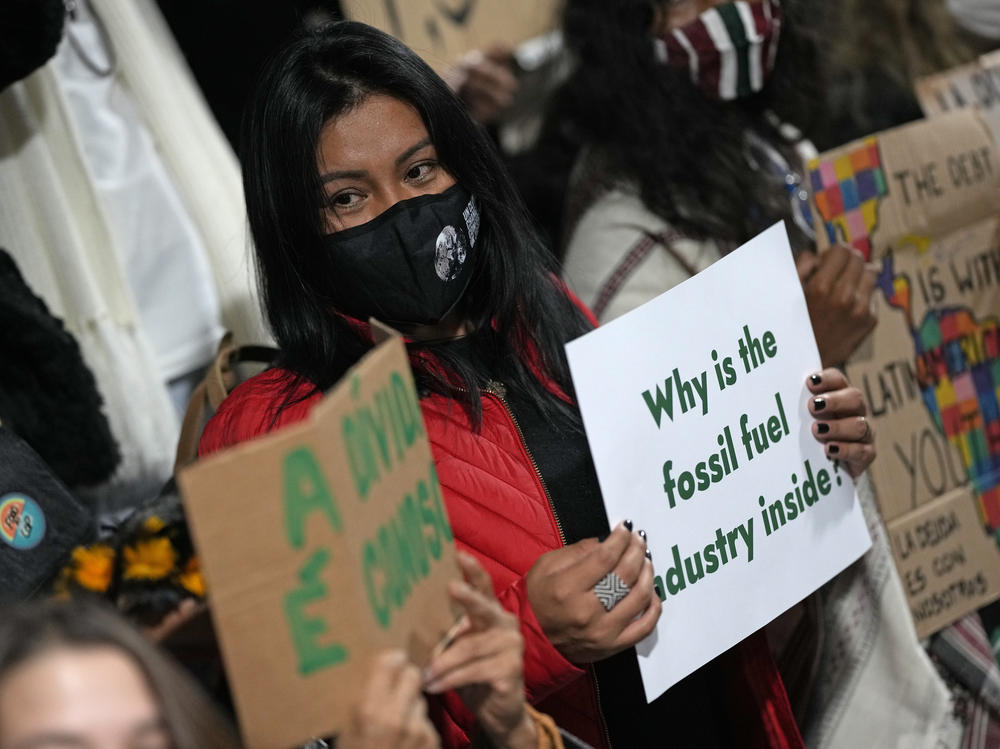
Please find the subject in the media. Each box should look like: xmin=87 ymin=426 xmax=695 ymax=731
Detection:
xmin=173 ymin=333 xmax=278 ymax=473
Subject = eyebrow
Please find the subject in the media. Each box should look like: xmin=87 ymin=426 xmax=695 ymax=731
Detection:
xmin=395 ymin=138 xmax=432 ymax=166
xmin=12 ymin=719 xmax=169 ymax=749
xmin=320 ymin=138 xmax=434 ymax=183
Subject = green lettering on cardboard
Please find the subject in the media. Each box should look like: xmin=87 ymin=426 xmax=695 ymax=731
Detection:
xmin=401 ymin=493 xmax=430 ymax=577
xmin=417 ymin=478 xmax=442 ymax=560
xmin=388 ymin=514 xmax=417 ymax=597
xmin=391 ymin=371 xmax=424 ymax=445
xmin=283 ymin=549 xmax=347 ymax=675
xmin=362 ymin=540 xmax=390 ymax=629
xmin=283 ymin=447 xmax=342 ymax=549
xmin=343 ymin=414 xmax=378 ymax=500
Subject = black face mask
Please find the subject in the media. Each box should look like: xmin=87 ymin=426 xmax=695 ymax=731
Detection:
xmin=317 ymin=184 xmax=479 ymax=327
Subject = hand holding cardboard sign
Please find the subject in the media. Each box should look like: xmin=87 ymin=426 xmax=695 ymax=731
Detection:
xmin=339 ymin=650 xmax=441 ymax=749
xmin=425 ymin=552 xmax=536 ymax=749
xmin=806 ymin=369 xmax=876 ymax=478
xmin=525 ymin=523 xmax=661 ymax=663
xmin=796 ymin=244 xmax=878 ymax=368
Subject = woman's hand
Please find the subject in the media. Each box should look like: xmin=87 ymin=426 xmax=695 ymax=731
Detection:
xmin=796 ymin=244 xmax=878 ymax=368
xmin=339 ymin=650 xmax=440 ymax=749
xmin=424 ymin=552 xmax=535 ymax=749
xmin=807 ymin=368 xmax=876 ymax=478
xmin=525 ymin=523 xmax=660 ymax=663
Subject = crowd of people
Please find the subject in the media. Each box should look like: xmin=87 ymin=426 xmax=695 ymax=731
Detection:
xmin=1 ymin=0 xmax=998 ymax=747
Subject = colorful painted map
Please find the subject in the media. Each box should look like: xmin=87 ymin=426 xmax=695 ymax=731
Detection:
xmin=878 ymin=254 xmax=1000 ymax=533
xmin=808 ymin=137 xmax=889 ymax=261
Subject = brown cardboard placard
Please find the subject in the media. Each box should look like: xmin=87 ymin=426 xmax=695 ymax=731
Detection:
xmin=341 ymin=0 xmax=559 ymax=71
xmin=179 ymin=336 xmax=459 ymax=749
xmin=806 ymin=110 xmax=1000 ymax=636
xmin=914 ymin=55 xmax=1000 ymax=148
xmin=887 ymin=487 xmax=1000 ymax=638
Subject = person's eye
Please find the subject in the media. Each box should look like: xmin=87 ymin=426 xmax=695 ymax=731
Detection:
xmin=405 ymin=161 xmax=437 ymax=183
xmin=329 ymin=190 xmax=364 ymax=209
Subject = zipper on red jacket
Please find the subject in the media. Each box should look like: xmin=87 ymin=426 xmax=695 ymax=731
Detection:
xmin=483 ymin=380 xmax=614 ymax=749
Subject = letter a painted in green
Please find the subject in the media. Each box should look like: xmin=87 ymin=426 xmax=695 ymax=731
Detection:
xmin=284 ymin=447 xmax=342 ymax=549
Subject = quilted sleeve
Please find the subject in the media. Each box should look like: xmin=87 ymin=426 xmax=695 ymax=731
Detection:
xmin=197 ymin=368 xmax=320 ymax=456
xmin=498 ymin=574 xmax=586 ymax=702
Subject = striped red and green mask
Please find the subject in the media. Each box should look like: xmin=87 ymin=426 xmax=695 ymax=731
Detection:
xmin=654 ymin=0 xmax=782 ymax=101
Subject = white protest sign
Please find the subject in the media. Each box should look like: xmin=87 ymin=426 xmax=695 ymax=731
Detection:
xmin=566 ymin=222 xmax=872 ymax=701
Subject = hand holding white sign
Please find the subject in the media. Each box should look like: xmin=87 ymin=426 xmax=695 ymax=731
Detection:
xmin=806 ymin=367 xmax=876 ymax=477
xmin=565 ymin=222 xmax=873 ymax=700
xmin=525 ymin=523 xmax=660 ymax=663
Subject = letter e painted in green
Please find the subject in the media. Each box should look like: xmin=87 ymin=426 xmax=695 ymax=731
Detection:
xmin=284 ymin=549 xmax=347 ymax=675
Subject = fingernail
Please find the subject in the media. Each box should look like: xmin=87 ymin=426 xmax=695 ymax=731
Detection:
xmin=645 ymin=548 xmax=653 ymax=561
xmin=828 ymin=444 xmax=840 ymax=454
xmin=638 ymin=529 xmax=647 ymax=541
xmin=654 ymin=582 xmax=664 ymax=599
xmin=623 ymin=519 xmax=634 ymax=532
xmin=817 ymin=422 xmax=830 ymax=434
xmin=597 ymin=533 xmax=608 ymax=542
xmin=813 ymin=397 xmax=826 ymax=412
xmin=424 ymin=680 xmax=443 ymax=694
xmin=810 ymin=373 xmax=822 ymax=386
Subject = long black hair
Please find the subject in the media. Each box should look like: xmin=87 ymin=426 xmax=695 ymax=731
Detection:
xmin=541 ymin=0 xmax=823 ymax=252
xmin=241 ymin=20 xmax=592 ymax=426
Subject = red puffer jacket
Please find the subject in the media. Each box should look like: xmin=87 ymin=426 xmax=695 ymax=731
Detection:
xmin=199 ymin=359 xmax=803 ymax=749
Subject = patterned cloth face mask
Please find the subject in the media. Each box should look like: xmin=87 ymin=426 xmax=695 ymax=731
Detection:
xmin=654 ymin=0 xmax=783 ymax=101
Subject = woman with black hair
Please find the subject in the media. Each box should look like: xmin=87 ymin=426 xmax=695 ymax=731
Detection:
xmin=199 ymin=20 xmax=875 ymax=748
xmin=551 ymin=0 xmax=878 ymax=369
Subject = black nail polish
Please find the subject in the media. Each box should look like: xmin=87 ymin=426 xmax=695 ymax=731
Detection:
xmin=597 ymin=533 xmax=608 ymax=543
xmin=817 ymin=422 xmax=830 ymax=434
xmin=645 ymin=548 xmax=653 ymax=561
xmin=654 ymin=583 xmax=664 ymax=600
xmin=638 ymin=529 xmax=647 ymax=541
xmin=828 ymin=444 xmax=840 ymax=454
xmin=810 ymin=373 xmax=822 ymax=386
xmin=623 ymin=519 xmax=634 ymax=532
xmin=813 ymin=397 xmax=827 ymax=412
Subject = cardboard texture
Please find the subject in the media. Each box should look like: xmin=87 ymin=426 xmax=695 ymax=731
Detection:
xmin=888 ymin=486 xmax=1000 ymax=638
xmin=179 ymin=336 xmax=459 ymax=749
xmin=807 ymin=109 xmax=1000 ymax=635
xmin=915 ymin=55 xmax=1000 ymax=148
xmin=341 ymin=0 xmax=559 ymax=71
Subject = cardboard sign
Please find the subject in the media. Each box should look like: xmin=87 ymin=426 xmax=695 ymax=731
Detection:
xmin=915 ymin=54 xmax=1000 ymax=147
xmin=179 ymin=336 xmax=459 ymax=749
xmin=888 ymin=486 xmax=1000 ymax=638
xmin=341 ymin=0 xmax=559 ymax=70
xmin=806 ymin=110 xmax=1000 ymax=635
xmin=565 ymin=222 xmax=872 ymax=701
